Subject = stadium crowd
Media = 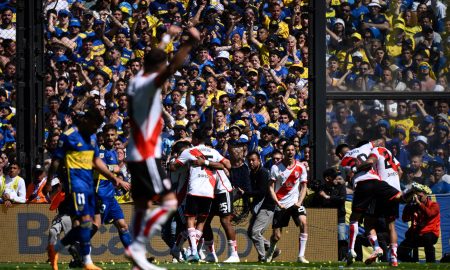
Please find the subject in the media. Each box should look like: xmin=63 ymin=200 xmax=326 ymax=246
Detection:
xmin=38 ymin=0 xmax=312 ymax=204
xmin=0 ymin=0 xmax=447 ymax=267
xmin=325 ymin=0 xmax=450 ymax=194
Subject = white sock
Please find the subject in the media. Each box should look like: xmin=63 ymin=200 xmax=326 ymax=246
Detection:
xmin=83 ymin=254 xmax=93 ymax=265
xmin=298 ymin=233 xmax=308 ymax=257
xmin=228 ymin=240 xmax=238 ymax=257
xmin=348 ymin=222 xmax=358 ymax=251
xmin=368 ymin=235 xmax=380 ymax=250
xmin=391 ymin=243 xmax=398 ymax=262
xmin=188 ymin=228 xmax=201 ymax=255
xmin=135 ymin=200 xmax=177 ymax=244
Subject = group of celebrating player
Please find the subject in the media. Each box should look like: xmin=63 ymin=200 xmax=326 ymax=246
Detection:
xmin=336 ymin=138 xmax=425 ymax=267
xmin=44 ymin=24 xmax=424 ymax=270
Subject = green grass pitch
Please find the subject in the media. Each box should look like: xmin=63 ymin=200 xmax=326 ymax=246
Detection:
xmin=1 ymin=262 xmax=450 ymax=270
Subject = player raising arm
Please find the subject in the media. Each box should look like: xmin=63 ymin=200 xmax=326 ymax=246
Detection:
xmin=125 ymin=26 xmax=201 ymax=270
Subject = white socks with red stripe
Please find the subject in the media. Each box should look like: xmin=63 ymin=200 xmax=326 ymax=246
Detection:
xmin=227 ymin=240 xmax=238 ymax=257
xmin=348 ymin=222 xmax=358 ymax=251
xmin=133 ymin=199 xmax=177 ymax=248
xmin=368 ymin=234 xmax=380 ymax=250
xmin=390 ymin=243 xmax=398 ymax=262
xmin=298 ymin=233 xmax=308 ymax=257
xmin=188 ymin=228 xmax=202 ymax=255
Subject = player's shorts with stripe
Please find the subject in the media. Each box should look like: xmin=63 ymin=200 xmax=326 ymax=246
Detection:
xmin=184 ymin=195 xmax=212 ymax=217
xmin=70 ymin=190 xmax=95 ymax=218
xmin=352 ymin=180 xmax=401 ymax=215
xmin=272 ymin=205 xmax=306 ymax=229
xmin=211 ymin=191 xmax=233 ymax=217
xmin=128 ymin=158 xmax=172 ymax=201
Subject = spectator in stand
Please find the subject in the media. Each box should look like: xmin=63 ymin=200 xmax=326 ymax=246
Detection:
xmin=1 ymin=161 xmax=25 ymax=207
xmin=398 ymin=185 xmax=440 ymax=263
xmin=430 ymin=163 xmax=450 ymax=194
xmin=26 ymin=165 xmax=50 ymax=203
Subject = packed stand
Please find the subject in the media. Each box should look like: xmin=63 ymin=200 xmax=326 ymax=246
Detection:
xmin=326 ymin=99 xmax=450 ymax=194
xmin=325 ymin=0 xmax=449 ymax=92
xmin=0 ymin=1 xmax=17 ymax=161
xmin=41 ymin=0 xmax=312 ymax=200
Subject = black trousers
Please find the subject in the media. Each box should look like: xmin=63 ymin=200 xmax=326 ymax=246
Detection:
xmin=398 ymin=232 xmax=438 ymax=263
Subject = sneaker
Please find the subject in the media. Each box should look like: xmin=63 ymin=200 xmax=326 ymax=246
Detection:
xmin=258 ymin=256 xmax=267 ymax=262
xmin=68 ymin=243 xmax=82 ymax=267
xmin=265 ymin=248 xmax=275 ymax=262
xmin=48 ymin=244 xmax=59 ymax=270
xmin=346 ymin=249 xmax=357 ymax=266
xmin=69 ymin=259 xmax=83 ymax=268
xmin=223 ymin=255 xmax=240 ymax=263
xmin=297 ymin=256 xmax=309 ymax=263
xmin=125 ymin=244 xmax=166 ymax=270
xmin=365 ymin=247 xmax=383 ymax=265
xmin=273 ymin=248 xmax=281 ymax=259
xmin=390 ymin=261 xmax=398 ymax=267
xmin=187 ymin=253 xmax=200 ymax=262
xmin=205 ymin=252 xmax=218 ymax=263
xmin=198 ymin=248 xmax=206 ymax=261
xmin=170 ymin=248 xmax=184 ymax=263
xmin=83 ymin=263 xmax=102 ymax=270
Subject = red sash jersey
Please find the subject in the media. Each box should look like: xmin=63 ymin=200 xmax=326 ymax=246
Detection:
xmin=340 ymin=142 xmax=381 ymax=187
xmin=270 ymin=161 xmax=308 ymax=209
xmin=175 ymin=145 xmax=226 ymax=199
xmin=369 ymin=147 xmax=401 ymax=191
xmin=126 ymin=71 xmax=164 ymax=161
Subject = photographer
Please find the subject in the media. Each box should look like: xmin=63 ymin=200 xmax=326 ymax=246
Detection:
xmin=397 ymin=185 xmax=440 ymax=263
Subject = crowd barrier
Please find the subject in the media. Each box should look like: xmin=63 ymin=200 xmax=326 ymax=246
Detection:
xmin=0 ymin=205 xmax=337 ymax=262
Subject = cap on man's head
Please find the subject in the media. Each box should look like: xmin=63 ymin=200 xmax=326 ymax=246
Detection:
xmin=376 ymin=119 xmax=390 ymax=129
xmin=216 ymin=51 xmax=230 ymax=61
xmin=393 ymin=127 xmax=406 ymax=136
xmin=69 ymin=18 xmax=81 ymax=28
xmin=245 ymin=96 xmax=256 ymax=105
xmin=422 ymin=115 xmax=435 ymax=124
xmin=351 ymin=32 xmax=362 ymax=40
xmin=414 ymin=135 xmax=428 ymax=145
xmin=58 ymin=9 xmax=72 ymax=17
xmin=368 ymin=0 xmax=382 ymax=8
xmin=176 ymin=103 xmax=187 ymax=110
xmin=34 ymin=164 xmax=45 ymax=173
xmin=246 ymin=69 xmax=258 ymax=76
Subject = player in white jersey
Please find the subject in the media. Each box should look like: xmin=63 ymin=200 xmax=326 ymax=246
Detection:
xmin=165 ymin=141 xmax=191 ymax=262
xmin=366 ymin=145 xmax=403 ymax=266
xmin=335 ymin=140 xmax=405 ymax=266
xmin=170 ymin=129 xmax=231 ymax=262
xmin=202 ymin=141 xmax=240 ymax=263
xmin=266 ymin=142 xmax=309 ymax=263
xmin=125 ymin=27 xmax=200 ymax=270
